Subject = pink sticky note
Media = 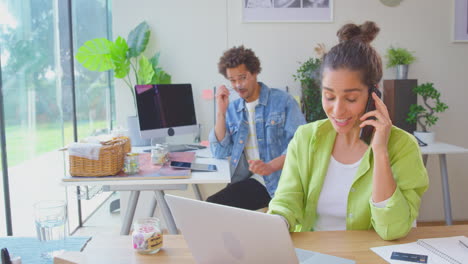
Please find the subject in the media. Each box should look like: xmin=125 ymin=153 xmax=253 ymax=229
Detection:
xmin=200 ymin=140 xmax=209 ymax=147
xmin=202 ymin=89 xmax=214 ymax=100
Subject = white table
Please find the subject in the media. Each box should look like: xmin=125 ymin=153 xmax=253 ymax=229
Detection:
xmin=62 ymin=148 xmax=230 ymax=235
xmin=420 ymin=142 xmax=468 ymax=225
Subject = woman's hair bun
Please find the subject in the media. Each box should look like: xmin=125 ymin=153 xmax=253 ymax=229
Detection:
xmin=337 ymin=21 xmax=380 ymax=44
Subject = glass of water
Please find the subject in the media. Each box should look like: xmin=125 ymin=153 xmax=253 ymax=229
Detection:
xmin=34 ymin=200 xmax=67 ymax=259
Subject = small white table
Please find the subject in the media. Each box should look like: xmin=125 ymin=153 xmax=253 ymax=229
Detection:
xmin=62 ymin=148 xmax=230 ymax=235
xmin=420 ymin=142 xmax=468 ymax=225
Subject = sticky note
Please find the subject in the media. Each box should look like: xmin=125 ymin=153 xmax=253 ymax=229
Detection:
xmin=202 ymin=89 xmax=214 ymax=100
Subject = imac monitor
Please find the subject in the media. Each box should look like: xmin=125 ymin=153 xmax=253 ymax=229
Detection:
xmin=135 ymin=84 xmax=197 ymax=139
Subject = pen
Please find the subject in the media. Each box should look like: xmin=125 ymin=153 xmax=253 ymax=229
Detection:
xmin=459 ymin=240 xmax=468 ymax=250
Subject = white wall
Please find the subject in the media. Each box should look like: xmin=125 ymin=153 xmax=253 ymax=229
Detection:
xmin=113 ymin=0 xmax=468 ymax=222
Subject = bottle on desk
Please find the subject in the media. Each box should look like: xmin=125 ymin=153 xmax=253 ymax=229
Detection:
xmin=124 ymin=153 xmax=140 ymax=174
xmin=151 ymin=144 xmax=169 ymax=165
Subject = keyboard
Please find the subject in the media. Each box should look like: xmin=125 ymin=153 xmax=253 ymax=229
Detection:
xmin=143 ymin=144 xmax=206 ymax=153
xmin=168 ymin=144 xmax=206 ymax=152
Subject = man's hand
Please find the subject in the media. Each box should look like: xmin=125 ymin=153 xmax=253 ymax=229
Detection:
xmin=248 ymin=160 xmax=275 ymax=176
xmin=216 ymin=85 xmax=230 ymax=115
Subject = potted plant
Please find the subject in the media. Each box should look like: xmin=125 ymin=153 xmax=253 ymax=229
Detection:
xmin=293 ymin=44 xmax=327 ymax=123
xmin=385 ymin=46 xmax=416 ymax=79
xmin=406 ymin=82 xmax=448 ymax=144
xmin=75 ymin=21 xmax=171 ymax=146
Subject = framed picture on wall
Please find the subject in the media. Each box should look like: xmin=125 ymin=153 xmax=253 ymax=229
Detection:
xmin=243 ymin=0 xmax=333 ymax=23
xmin=453 ymin=0 xmax=468 ymax=42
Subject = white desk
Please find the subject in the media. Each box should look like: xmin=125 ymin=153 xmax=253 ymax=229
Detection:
xmin=62 ymin=148 xmax=230 ymax=235
xmin=420 ymin=142 xmax=468 ymax=225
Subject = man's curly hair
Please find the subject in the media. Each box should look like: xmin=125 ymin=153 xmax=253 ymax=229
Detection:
xmin=218 ymin=46 xmax=262 ymax=78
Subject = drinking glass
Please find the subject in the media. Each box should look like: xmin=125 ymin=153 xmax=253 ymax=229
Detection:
xmin=34 ymin=200 xmax=67 ymax=259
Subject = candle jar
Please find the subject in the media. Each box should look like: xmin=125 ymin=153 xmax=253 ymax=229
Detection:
xmin=124 ymin=153 xmax=140 ymax=174
xmin=132 ymin=217 xmax=163 ymax=254
xmin=151 ymin=144 xmax=169 ymax=165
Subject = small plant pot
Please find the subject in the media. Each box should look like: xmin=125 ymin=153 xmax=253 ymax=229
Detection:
xmin=396 ymin=64 xmax=409 ymax=79
xmin=414 ymin=131 xmax=435 ymax=145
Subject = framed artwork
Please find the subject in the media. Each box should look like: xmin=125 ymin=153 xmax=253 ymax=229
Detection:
xmin=243 ymin=0 xmax=333 ymax=23
xmin=454 ymin=0 xmax=468 ymax=42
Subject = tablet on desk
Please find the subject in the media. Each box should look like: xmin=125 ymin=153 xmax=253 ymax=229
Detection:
xmin=170 ymin=161 xmax=217 ymax=172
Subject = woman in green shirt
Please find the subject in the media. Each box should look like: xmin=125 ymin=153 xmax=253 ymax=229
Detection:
xmin=268 ymin=21 xmax=428 ymax=240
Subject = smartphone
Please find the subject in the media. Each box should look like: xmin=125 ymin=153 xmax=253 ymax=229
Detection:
xmin=359 ymin=87 xmax=382 ymax=145
xmin=170 ymin=161 xmax=218 ymax=172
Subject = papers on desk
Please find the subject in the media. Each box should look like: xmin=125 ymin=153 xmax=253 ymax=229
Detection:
xmin=295 ymin=248 xmax=356 ymax=264
xmin=371 ymin=236 xmax=468 ymax=264
xmin=63 ymin=152 xmax=195 ymax=181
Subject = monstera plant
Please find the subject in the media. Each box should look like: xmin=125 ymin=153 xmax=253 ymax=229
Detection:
xmin=76 ymin=21 xmax=171 ymax=109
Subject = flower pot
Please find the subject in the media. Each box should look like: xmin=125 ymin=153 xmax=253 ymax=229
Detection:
xmin=396 ymin=64 xmax=409 ymax=79
xmin=127 ymin=116 xmax=151 ymax=147
xmin=414 ymin=131 xmax=435 ymax=145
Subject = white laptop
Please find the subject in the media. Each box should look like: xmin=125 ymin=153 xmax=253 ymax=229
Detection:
xmin=165 ymin=194 xmax=355 ymax=264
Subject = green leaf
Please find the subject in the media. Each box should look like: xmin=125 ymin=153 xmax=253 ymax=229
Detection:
xmin=137 ymin=56 xmax=155 ymax=85
xmin=151 ymin=67 xmax=172 ymax=84
xmin=159 ymin=71 xmax=171 ymax=84
xmin=149 ymin=52 xmax=160 ymax=69
xmin=76 ymin=38 xmax=114 ymax=71
xmin=127 ymin=21 xmax=150 ymax=58
xmin=426 ymin=116 xmax=438 ymax=127
xmin=110 ymin=36 xmax=130 ymax=79
xmin=406 ymin=104 xmax=425 ymax=124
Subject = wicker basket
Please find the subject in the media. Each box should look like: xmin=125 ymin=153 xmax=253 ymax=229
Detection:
xmin=69 ymin=137 xmax=130 ymax=176
xmin=115 ymin=136 xmax=132 ymax=153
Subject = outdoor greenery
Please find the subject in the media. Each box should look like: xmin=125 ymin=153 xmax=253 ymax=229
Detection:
xmin=293 ymin=57 xmax=326 ymax=122
xmin=406 ymin=83 xmax=448 ymax=132
xmin=385 ymin=46 xmax=416 ymax=68
xmin=4 ymin=121 xmax=107 ymax=167
xmin=76 ymin=21 xmax=171 ymax=109
xmin=0 ymin=0 xmax=112 ymax=166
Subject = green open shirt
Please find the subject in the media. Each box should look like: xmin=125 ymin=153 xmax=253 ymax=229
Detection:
xmin=268 ymin=120 xmax=429 ymax=241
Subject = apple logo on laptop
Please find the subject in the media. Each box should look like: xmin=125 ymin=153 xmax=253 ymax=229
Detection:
xmin=221 ymin=231 xmax=244 ymax=260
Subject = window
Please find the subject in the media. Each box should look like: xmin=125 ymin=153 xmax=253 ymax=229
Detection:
xmin=0 ymin=0 xmax=113 ymax=236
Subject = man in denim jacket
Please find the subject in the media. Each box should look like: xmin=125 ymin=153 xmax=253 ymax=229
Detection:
xmin=207 ymin=46 xmax=305 ymax=210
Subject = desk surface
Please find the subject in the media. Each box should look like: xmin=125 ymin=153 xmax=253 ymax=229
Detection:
xmin=55 ymin=225 xmax=468 ymax=264
xmin=420 ymin=142 xmax=468 ymax=155
xmin=61 ymin=149 xmax=231 ymax=186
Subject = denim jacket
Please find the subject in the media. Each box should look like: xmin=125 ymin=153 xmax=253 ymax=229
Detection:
xmin=209 ymin=82 xmax=306 ymax=197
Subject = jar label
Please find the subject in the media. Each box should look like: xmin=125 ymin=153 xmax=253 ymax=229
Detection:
xmin=147 ymin=234 xmax=163 ymax=249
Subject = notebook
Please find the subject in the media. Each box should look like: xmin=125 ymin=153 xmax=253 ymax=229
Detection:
xmin=165 ymin=194 xmax=355 ymax=264
xmin=371 ymin=236 xmax=468 ymax=264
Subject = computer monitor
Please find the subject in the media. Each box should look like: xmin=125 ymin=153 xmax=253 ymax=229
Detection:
xmin=135 ymin=84 xmax=197 ymax=139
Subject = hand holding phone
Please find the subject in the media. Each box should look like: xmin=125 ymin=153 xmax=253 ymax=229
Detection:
xmin=359 ymin=87 xmax=382 ymax=145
